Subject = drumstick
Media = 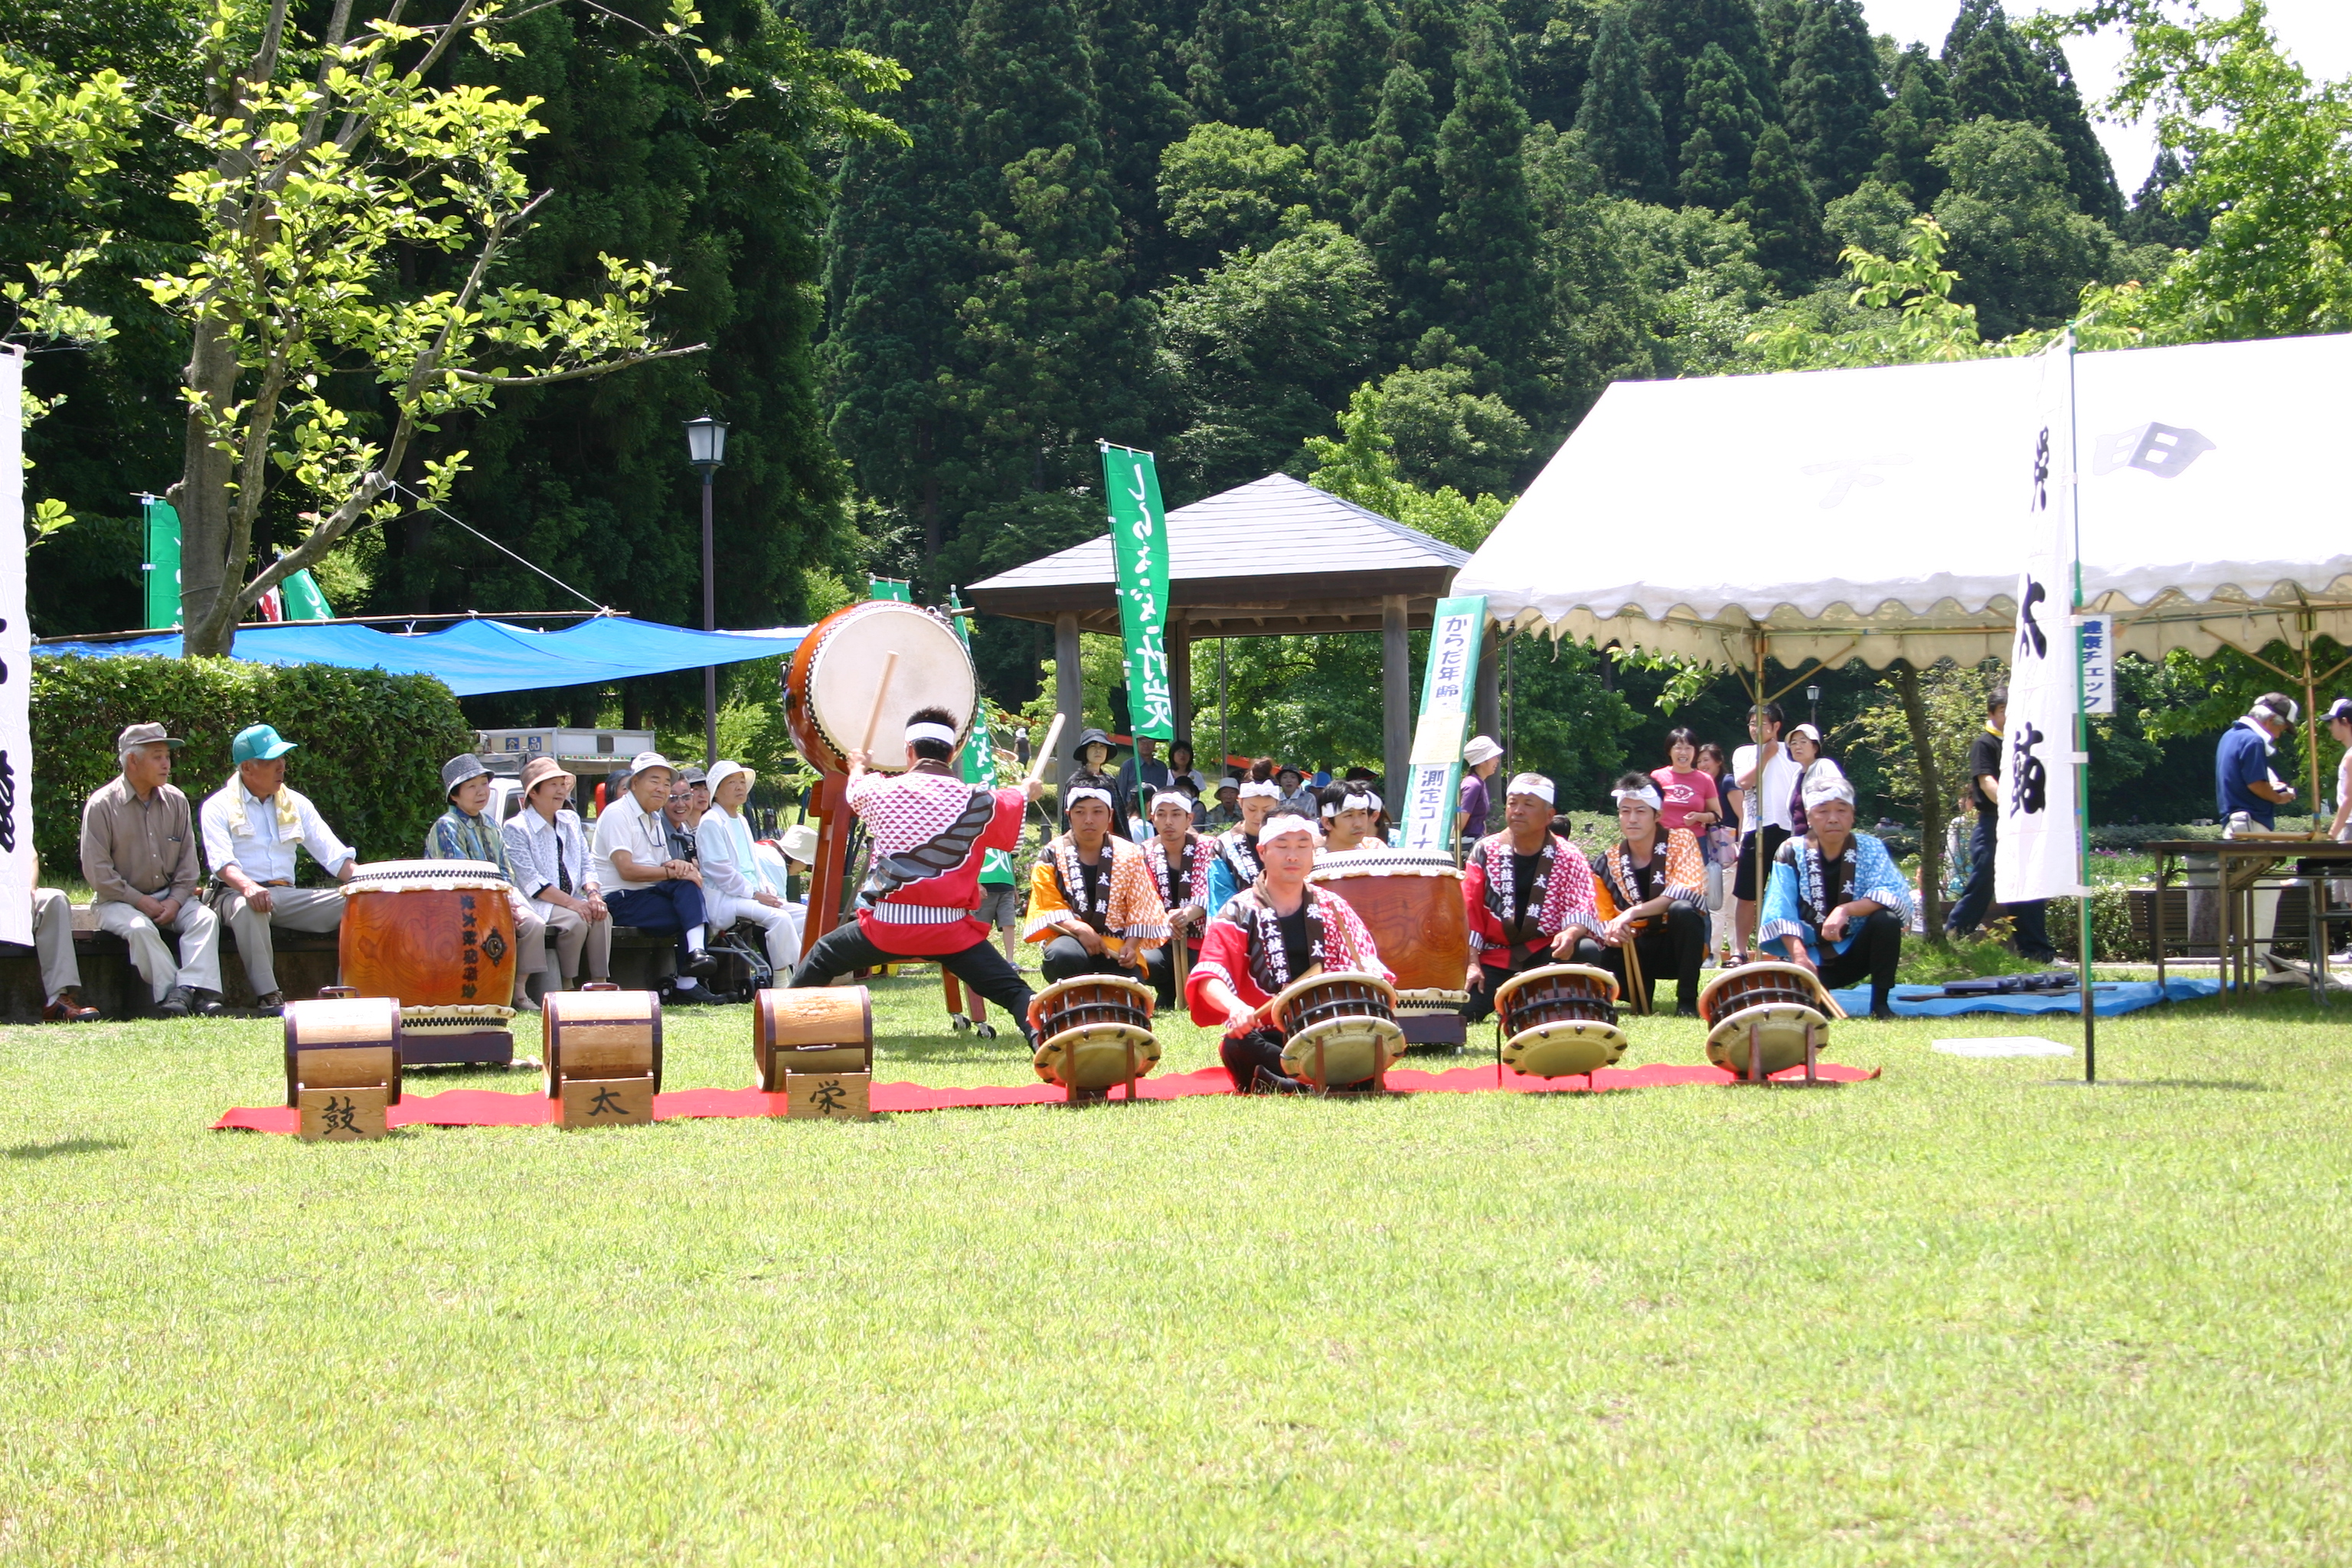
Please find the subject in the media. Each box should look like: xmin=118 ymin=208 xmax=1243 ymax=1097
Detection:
xmin=1024 ymin=713 xmax=1066 ymax=787
xmin=1622 ymin=929 xmax=1649 ymax=1015
xmin=858 ymin=651 xmax=901 ymax=760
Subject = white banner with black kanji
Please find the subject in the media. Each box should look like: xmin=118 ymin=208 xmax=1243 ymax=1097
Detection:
xmin=0 ymin=348 xmax=34 ymax=944
xmin=1996 ymin=338 xmax=2082 ymax=906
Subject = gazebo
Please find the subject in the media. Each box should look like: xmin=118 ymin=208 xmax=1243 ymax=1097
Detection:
xmin=965 ymin=473 xmax=1488 ymax=786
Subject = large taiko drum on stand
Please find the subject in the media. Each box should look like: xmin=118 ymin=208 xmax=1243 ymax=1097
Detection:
xmin=1268 ymin=970 xmax=1405 ymax=1089
xmin=786 ymin=599 xmax=978 ymax=775
xmin=1308 ymin=848 xmax=1469 ymax=1043
xmin=1697 ymin=962 xmax=1830 ymax=1079
xmin=1494 ymin=964 xmax=1627 ymax=1078
xmin=1028 ymin=975 xmax=1160 ymax=1095
xmin=339 ymin=860 xmax=518 ymax=1065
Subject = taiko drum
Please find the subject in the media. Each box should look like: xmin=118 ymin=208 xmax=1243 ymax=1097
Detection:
xmin=338 ymin=860 xmax=518 ymax=1009
xmin=1493 ymin=963 xmax=1627 ymax=1078
xmin=1308 ymin=848 xmax=1470 ymax=999
xmin=784 ymin=599 xmax=977 ymax=775
xmin=1028 ymin=975 xmax=1160 ymax=1091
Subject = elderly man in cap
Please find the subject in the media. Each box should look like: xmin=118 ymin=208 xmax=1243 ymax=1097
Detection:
xmin=592 ymin=752 xmax=720 ymax=1001
xmin=502 ymin=756 xmax=611 ymax=991
xmin=77 ymin=722 xmax=224 ymax=1019
xmin=1456 ymin=735 xmax=1504 ymax=846
xmin=425 ymin=753 xmax=550 ymax=1008
xmin=200 ymin=723 xmax=357 ymax=1015
xmin=1759 ymin=764 xmax=1912 ymax=1020
xmin=1459 ymin=771 xmax=1602 ymax=1023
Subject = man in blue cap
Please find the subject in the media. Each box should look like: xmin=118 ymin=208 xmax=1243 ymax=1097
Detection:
xmin=200 ymin=723 xmax=357 ymax=1016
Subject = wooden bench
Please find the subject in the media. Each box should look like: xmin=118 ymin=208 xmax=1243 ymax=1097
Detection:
xmin=2125 ymin=884 xmax=2323 ymax=962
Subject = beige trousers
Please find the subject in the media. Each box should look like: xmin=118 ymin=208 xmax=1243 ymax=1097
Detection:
xmin=215 ymin=886 xmax=345 ymax=998
xmin=94 ymin=897 xmax=223 ymax=1001
xmin=534 ymin=901 xmax=609 ymax=985
xmin=31 ymin=888 xmax=83 ymax=1003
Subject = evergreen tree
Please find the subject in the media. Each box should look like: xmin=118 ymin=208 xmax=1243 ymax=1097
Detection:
xmin=1296 ymin=0 xmax=1397 ymax=149
xmin=1351 ymin=62 xmax=1449 ymax=351
xmin=1779 ymin=0 xmax=1883 ymax=200
xmin=2024 ymin=35 xmax=2124 ymax=227
xmin=1677 ymin=41 xmax=1766 ymax=211
xmin=1871 ymin=41 xmax=1955 ymax=204
xmin=1738 ymin=121 xmax=1827 ymax=289
xmin=2122 ymin=149 xmax=2212 ymax=251
xmin=1084 ymin=0 xmax=1197 ymax=283
xmin=1387 ymin=0 xmax=1471 ymax=118
xmin=1508 ymin=0 xmax=1609 ymax=134
xmin=1435 ymin=11 xmax=1548 ymax=407
xmin=1572 ymin=4 xmax=1673 ymax=204
xmin=1181 ymin=0 xmax=1309 ymax=143
xmin=1929 ymin=116 xmax=2124 ymax=338
xmin=1942 ymin=0 xmax=2122 ymax=224
xmin=1632 ymin=0 xmax=1784 ymax=174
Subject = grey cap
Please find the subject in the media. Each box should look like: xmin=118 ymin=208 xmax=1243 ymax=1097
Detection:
xmin=442 ymin=753 xmax=493 ymax=797
xmin=116 ymin=722 xmax=185 ymax=751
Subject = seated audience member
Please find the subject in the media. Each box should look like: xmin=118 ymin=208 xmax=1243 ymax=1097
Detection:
xmin=696 ymin=760 xmax=799 ymax=976
xmin=500 ymin=756 xmax=612 ymax=993
xmin=1758 ymin=765 xmax=1913 ymax=1019
xmin=426 ymin=754 xmax=550 ymax=1009
xmin=1272 ymin=763 xmax=1317 ymax=821
xmin=1206 ymin=776 xmax=1243 ymax=829
xmin=79 ymin=722 xmax=222 ymax=1019
xmin=592 ymin=752 xmax=722 ymax=1004
xmin=662 ymin=776 xmax=701 ymax=863
xmin=679 ymin=766 xmax=710 ymax=829
xmin=1460 ymin=773 xmax=1601 ymax=1022
xmin=1023 ymin=781 xmax=1169 ymax=987
xmin=200 ymin=724 xmax=357 ymax=1018
xmin=1575 ymin=773 xmax=1709 ymax=1016
xmin=1186 ymin=812 xmax=1393 ymax=1093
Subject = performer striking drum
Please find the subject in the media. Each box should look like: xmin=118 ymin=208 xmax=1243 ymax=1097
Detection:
xmin=1204 ymin=772 xmax=1282 ymax=916
xmin=1758 ymin=766 xmax=1912 ymax=1019
xmin=1021 ymin=782 xmax=1169 ymax=987
xmin=1187 ymin=812 xmax=1393 ymax=1093
xmin=1460 ymin=773 xmax=1602 ymax=1023
xmin=1575 ymin=773 xmax=1709 ymax=1016
xmin=1142 ymin=789 xmax=1213 ymax=1008
xmin=791 ymin=705 xmax=1050 ymax=1039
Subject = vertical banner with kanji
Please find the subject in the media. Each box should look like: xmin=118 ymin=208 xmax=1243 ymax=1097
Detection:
xmin=1996 ymin=338 xmax=2082 ymax=906
xmin=0 ymin=350 xmax=34 ymax=943
xmin=1400 ymin=595 xmax=1488 ymax=854
xmin=1099 ymin=443 xmax=1174 ymax=741
xmin=141 ymin=496 xmax=181 ymax=629
xmin=947 ymin=589 xmax=1014 ymax=882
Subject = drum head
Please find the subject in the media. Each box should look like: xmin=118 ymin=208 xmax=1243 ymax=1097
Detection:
xmin=1697 ymin=961 xmax=1823 ymax=1024
xmin=344 ymin=858 xmax=511 ymax=893
xmin=1501 ymin=1020 xmax=1628 ymax=1078
xmin=1705 ymin=1003 xmax=1828 ymax=1077
xmin=1033 ymin=1022 xmax=1161 ymax=1089
xmin=802 ymin=602 xmax=975 ymax=773
xmin=1279 ymin=1016 xmax=1405 ymax=1086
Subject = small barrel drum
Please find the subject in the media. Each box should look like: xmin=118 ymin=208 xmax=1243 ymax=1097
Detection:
xmin=283 ymin=994 xmax=403 ymax=1107
xmin=544 ymin=989 xmax=664 ymax=1097
xmin=1494 ymin=964 xmax=1628 ymax=1078
xmin=785 ymin=599 xmax=977 ymax=775
xmin=754 ymin=986 xmax=874 ymax=1089
xmin=340 ymin=860 xmax=520 ymax=1010
xmin=1269 ymin=971 xmax=1405 ymax=1089
xmin=1697 ymin=962 xmax=1830 ymax=1079
xmin=1027 ymin=975 xmax=1160 ymax=1093
xmin=1308 ymin=848 xmax=1470 ymax=1013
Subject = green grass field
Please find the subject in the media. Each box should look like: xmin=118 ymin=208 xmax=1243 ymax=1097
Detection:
xmin=3 ymin=975 xmax=2348 ymax=1564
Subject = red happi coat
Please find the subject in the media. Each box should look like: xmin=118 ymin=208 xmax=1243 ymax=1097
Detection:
xmin=1142 ymin=831 xmax=1214 ymax=951
xmin=847 ymin=767 xmax=1029 ymax=956
xmin=1461 ymin=830 xmax=1601 ymax=970
xmin=1185 ymin=883 xmax=1393 ymax=1031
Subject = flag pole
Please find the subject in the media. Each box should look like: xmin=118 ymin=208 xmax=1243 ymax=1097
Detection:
xmin=2065 ymin=324 xmax=2096 ymax=1083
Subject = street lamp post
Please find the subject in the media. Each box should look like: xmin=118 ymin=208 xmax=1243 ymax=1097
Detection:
xmin=684 ymin=415 xmax=729 ymax=767
xmin=1806 ymin=681 xmax=1821 ymax=730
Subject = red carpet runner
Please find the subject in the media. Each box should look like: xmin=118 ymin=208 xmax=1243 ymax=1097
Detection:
xmin=212 ymin=1060 xmax=1879 ymax=1133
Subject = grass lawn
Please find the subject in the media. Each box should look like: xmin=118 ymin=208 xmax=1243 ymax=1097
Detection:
xmin=3 ymin=972 xmax=2349 ymax=1563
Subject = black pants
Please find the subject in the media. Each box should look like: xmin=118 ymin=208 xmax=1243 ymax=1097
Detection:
xmin=1147 ymin=941 xmax=1199 ymax=1011
xmin=1040 ymin=935 xmax=1170 ymax=1000
xmin=792 ymin=923 xmax=1039 ymax=1042
xmin=1572 ymin=904 xmax=1708 ymax=1015
xmin=1463 ymin=942 xmax=1557 ymax=1023
xmin=1731 ymin=825 xmax=1792 ymax=902
xmin=1945 ymin=811 xmax=2055 ymax=959
xmin=1806 ymin=910 xmax=1906 ymax=1016
xmin=1218 ymin=1027 xmax=1376 ymax=1093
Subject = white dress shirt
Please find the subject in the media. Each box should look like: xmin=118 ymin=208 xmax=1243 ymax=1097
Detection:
xmin=590 ymin=796 xmax=671 ymax=890
xmin=200 ymin=781 xmax=354 ymax=884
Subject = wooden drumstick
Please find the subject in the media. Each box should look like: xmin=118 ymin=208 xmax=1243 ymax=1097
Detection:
xmin=1024 ymin=712 xmax=1067 ymax=787
xmin=1621 ymin=928 xmax=1649 ymax=1016
xmin=858 ymin=651 xmax=901 ymax=761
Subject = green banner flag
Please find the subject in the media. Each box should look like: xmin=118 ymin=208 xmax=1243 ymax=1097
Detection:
xmin=947 ymin=589 xmax=1014 ymax=884
xmin=1098 ymin=443 xmax=1174 ymax=742
xmin=140 ymin=497 xmax=181 ymax=630
xmin=279 ymin=568 xmax=333 ymax=622
xmin=1398 ymin=595 xmax=1488 ymax=854
xmin=867 ymin=577 xmax=912 ymax=603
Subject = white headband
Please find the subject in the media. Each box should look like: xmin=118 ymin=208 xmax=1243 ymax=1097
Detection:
xmin=1067 ymin=786 xmax=1113 ymax=809
xmin=1258 ymin=812 xmax=1318 ymax=843
xmin=1340 ymin=790 xmax=1380 ymax=815
xmin=1612 ymin=784 xmax=1663 ymax=812
xmin=1507 ymin=773 xmax=1555 ymax=805
xmin=905 ymin=720 xmax=957 ymax=746
xmin=1238 ymin=780 xmax=1280 ymax=799
xmin=1148 ymin=789 xmax=1191 ymax=812
xmin=1802 ymin=765 xmax=1856 ymax=810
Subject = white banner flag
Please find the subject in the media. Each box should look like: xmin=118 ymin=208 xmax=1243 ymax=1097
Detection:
xmin=1995 ymin=339 xmax=2082 ymax=905
xmin=0 ymin=348 xmax=33 ymax=945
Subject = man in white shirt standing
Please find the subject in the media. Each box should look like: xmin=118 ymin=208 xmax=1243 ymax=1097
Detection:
xmin=590 ymin=751 xmax=721 ymax=1002
xmin=1730 ymin=701 xmax=1802 ymax=965
xmin=199 ymin=724 xmax=358 ymax=1015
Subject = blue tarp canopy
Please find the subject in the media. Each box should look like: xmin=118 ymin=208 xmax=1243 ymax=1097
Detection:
xmin=35 ymin=616 xmax=807 ymax=698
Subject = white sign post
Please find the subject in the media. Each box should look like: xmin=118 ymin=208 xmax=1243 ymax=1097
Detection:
xmin=0 ymin=348 xmax=34 ymax=946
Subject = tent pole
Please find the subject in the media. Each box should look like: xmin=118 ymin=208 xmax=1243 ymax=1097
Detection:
xmin=2299 ymin=605 xmax=2322 ymax=815
xmin=2066 ymin=328 xmax=2095 ymax=1084
xmin=1753 ymin=629 xmax=1767 ymax=968
xmin=1218 ymin=638 xmax=1228 ymax=773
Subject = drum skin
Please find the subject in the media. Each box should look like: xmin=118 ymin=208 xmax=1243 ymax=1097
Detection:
xmin=1494 ymin=964 xmax=1626 ymax=1078
xmin=340 ymin=861 xmax=517 ymax=1009
xmin=1269 ymin=970 xmax=1405 ymax=1086
xmin=1308 ymin=850 xmax=1468 ymax=996
xmin=1705 ymin=1004 xmax=1826 ymax=1078
xmin=786 ymin=600 xmax=977 ymax=774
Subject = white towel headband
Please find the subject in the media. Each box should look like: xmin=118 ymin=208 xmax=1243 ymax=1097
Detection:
xmin=1238 ymin=780 xmax=1280 ymax=800
xmin=1612 ymin=784 xmax=1663 ymax=812
xmin=1066 ymin=786 xmax=1113 ymax=809
xmin=904 ymin=721 xmax=957 ymax=746
xmin=1258 ymin=812 xmax=1318 ymax=843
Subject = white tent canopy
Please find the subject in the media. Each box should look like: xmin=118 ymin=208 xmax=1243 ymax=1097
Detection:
xmin=1459 ymin=333 xmax=2352 ymax=671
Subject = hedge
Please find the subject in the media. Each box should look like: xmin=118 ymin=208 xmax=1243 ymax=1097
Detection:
xmin=31 ymin=655 xmax=477 ymax=884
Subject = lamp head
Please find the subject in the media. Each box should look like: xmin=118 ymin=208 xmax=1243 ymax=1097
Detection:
xmin=684 ymin=414 xmax=729 ymax=471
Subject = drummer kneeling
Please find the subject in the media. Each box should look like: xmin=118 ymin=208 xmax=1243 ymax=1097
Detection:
xmin=1757 ymin=767 xmax=1913 ymax=1020
xmin=1572 ymin=774 xmax=1710 ymax=1016
xmin=1186 ymin=812 xmax=1394 ymax=1094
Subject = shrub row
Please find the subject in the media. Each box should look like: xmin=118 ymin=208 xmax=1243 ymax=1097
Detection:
xmin=31 ymin=655 xmax=476 ymax=884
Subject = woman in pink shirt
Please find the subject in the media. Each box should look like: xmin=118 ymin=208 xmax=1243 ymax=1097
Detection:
xmin=1650 ymin=729 xmax=1722 ymax=835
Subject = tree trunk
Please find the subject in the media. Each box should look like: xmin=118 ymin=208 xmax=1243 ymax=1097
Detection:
xmin=172 ymin=316 xmax=243 ymax=655
xmin=1896 ymin=662 xmax=1947 ymax=936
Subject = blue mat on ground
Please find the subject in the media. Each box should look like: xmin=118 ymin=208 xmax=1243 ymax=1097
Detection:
xmin=1826 ymin=978 xmax=2221 ymax=1018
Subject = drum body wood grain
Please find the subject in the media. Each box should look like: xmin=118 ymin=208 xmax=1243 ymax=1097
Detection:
xmin=339 ymin=861 xmax=518 ymax=1009
xmin=1269 ymin=970 xmax=1405 ymax=1088
xmin=544 ymin=989 xmax=664 ymax=1096
xmin=1698 ymin=962 xmax=1829 ymax=1077
xmin=1308 ymin=849 xmax=1469 ymax=1006
xmin=283 ymin=995 xmax=403 ymax=1107
xmin=785 ymin=600 xmax=976 ymax=775
xmin=1494 ymin=963 xmax=1626 ymax=1078
xmin=1028 ymin=975 xmax=1159 ymax=1091
xmin=755 ymin=986 xmax=874 ymax=1089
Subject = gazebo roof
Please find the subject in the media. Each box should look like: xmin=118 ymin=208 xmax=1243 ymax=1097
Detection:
xmin=964 ymin=473 xmax=1471 ymax=635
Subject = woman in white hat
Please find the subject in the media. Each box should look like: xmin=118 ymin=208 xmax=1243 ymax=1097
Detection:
xmin=697 ymin=760 xmax=801 ymax=977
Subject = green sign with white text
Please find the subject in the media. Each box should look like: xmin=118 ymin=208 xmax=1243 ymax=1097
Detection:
xmin=1098 ymin=443 xmax=1173 ymax=741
